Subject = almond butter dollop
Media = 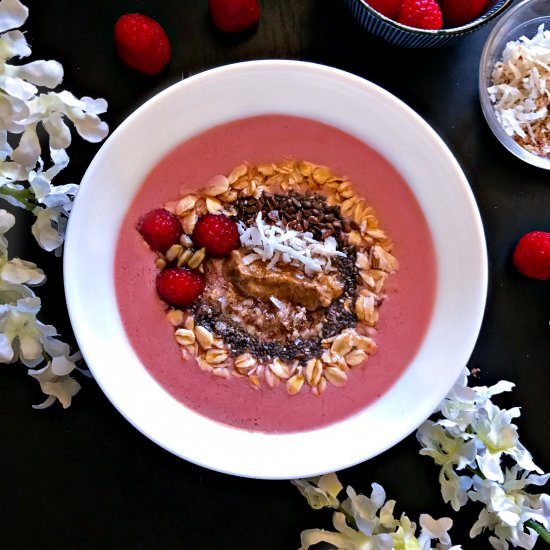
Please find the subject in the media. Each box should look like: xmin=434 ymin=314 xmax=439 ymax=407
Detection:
xmin=223 ymin=249 xmax=343 ymax=311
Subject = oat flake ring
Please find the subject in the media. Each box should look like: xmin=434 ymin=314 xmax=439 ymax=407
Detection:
xmin=140 ymin=159 xmax=399 ymax=396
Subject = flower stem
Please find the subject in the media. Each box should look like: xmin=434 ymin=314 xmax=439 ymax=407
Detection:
xmin=0 ymin=186 xmax=35 ymax=210
xmin=525 ymin=520 xmax=550 ymax=544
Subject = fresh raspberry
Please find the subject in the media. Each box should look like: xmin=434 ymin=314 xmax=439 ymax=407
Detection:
xmin=512 ymin=231 xmax=550 ymax=281
xmin=156 ymin=267 xmax=206 ymax=308
xmin=397 ymin=0 xmax=443 ymax=29
xmin=441 ymin=0 xmax=489 ymax=26
xmin=137 ymin=208 xmax=183 ymax=253
xmin=368 ymin=0 xmax=402 ymax=20
xmin=192 ymin=214 xmax=239 ymax=257
xmin=208 ymin=0 xmax=260 ymax=33
xmin=114 ymin=13 xmax=171 ymax=76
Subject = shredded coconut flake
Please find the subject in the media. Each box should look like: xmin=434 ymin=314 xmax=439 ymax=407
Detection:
xmin=238 ymin=212 xmax=345 ymax=276
xmin=489 ymin=24 xmax=550 ymax=156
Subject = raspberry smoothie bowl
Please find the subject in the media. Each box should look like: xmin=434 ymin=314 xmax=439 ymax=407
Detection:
xmin=64 ymin=61 xmax=487 ymax=478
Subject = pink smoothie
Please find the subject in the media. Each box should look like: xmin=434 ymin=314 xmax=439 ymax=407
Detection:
xmin=115 ymin=114 xmax=436 ymax=433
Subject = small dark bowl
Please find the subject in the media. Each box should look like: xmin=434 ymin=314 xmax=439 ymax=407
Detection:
xmin=343 ymin=0 xmax=514 ymax=47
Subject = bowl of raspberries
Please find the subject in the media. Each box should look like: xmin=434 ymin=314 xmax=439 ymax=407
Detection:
xmin=343 ymin=0 xmax=513 ymax=47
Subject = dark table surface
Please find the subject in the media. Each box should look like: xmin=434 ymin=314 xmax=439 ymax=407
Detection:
xmin=2 ymin=1 xmax=549 ymax=548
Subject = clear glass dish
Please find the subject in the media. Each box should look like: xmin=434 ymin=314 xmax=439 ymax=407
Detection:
xmin=479 ymin=0 xmax=550 ymax=169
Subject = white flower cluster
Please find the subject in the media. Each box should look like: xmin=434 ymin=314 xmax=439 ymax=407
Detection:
xmin=417 ymin=369 xmax=550 ymax=549
xmin=0 ymin=209 xmax=82 ymax=407
xmin=0 ymin=0 xmax=108 ymax=407
xmin=293 ymin=473 xmax=459 ymax=549
xmin=0 ymin=0 xmax=108 ymax=253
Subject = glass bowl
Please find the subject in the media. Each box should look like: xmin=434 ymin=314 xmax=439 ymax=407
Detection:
xmin=344 ymin=0 xmax=513 ymax=47
xmin=479 ymin=0 xmax=550 ymax=169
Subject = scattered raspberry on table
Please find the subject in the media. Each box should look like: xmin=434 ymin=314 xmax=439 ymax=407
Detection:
xmin=397 ymin=0 xmax=443 ymax=29
xmin=208 ymin=0 xmax=261 ymax=33
xmin=156 ymin=267 xmax=206 ymax=308
xmin=137 ymin=208 xmax=183 ymax=253
xmin=192 ymin=214 xmax=240 ymax=257
xmin=114 ymin=13 xmax=171 ymax=76
xmin=512 ymin=231 xmax=550 ymax=281
xmin=440 ymin=0 xmax=489 ymax=27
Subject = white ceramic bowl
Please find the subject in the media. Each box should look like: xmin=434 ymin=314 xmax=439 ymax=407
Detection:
xmin=64 ymin=60 xmax=487 ymax=479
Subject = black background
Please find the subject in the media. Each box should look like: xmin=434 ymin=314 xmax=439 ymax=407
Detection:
xmin=2 ymin=1 xmax=549 ymax=548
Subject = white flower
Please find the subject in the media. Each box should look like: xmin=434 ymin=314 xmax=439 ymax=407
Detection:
xmin=28 ymin=150 xmax=77 ymax=213
xmin=438 ymin=465 xmax=474 ymax=512
xmin=418 ymin=368 xmax=550 ymax=547
xmin=0 ymin=0 xmax=101 ymax=411
xmin=0 ymin=207 xmax=14 ymax=255
xmin=435 ymin=369 xmax=515 ymax=436
xmin=419 ymin=514 xmax=453 ymax=546
xmin=0 ymin=0 xmax=28 ymax=34
xmin=0 ymin=257 xmax=44 ymax=285
xmin=469 ymin=467 xmax=550 ymax=549
xmin=416 ymin=421 xmax=476 ymax=510
xmin=31 ymin=206 xmax=67 ymax=253
xmin=297 ymin=478 xmax=458 ymax=550
xmin=0 ymin=275 xmax=33 ymax=303
xmin=22 ymin=91 xmax=108 ymax=152
xmin=292 ymin=473 xmax=343 ymax=510
xmin=28 ymin=351 xmax=82 ymax=409
xmin=0 ymin=162 xmax=27 ymax=185
xmin=0 ymin=0 xmax=108 ymax=253
xmin=417 ymin=421 xmax=477 ymax=470
xmin=473 ymin=401 xmax=542 ymax=483
xmin=0 ymin=294 xmax=70 ymax=366
xmin=0 ymin=208 xmax=44 ymax=285
xmin=0 ymin=296 xmax=45 ymax=365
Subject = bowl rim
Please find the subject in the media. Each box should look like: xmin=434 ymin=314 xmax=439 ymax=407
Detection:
xmin=351 ymin=0 xmax=514 ymax=35
xmin=479 ymin=0 xmax=550 ymax=169
xmin=64 ymin=59 xmax=488 ymax=479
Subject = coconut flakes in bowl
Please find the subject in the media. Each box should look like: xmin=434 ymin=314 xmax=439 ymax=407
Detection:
xmin=488 ymin=24 xmax=550 ymax=157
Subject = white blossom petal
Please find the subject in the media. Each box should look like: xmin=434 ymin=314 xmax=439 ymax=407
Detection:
xmin=12 ymin=122 xmax=40 ymax=167
xmin=488 ymin=535 xmax=509 ymax=550
xmin=80 ymin=96 xmax=108 ymax=115
xmin=18 ymin=329 xmax=42 ymax=362
xmin=0 ymin=0 xmax=28 ymax=34
xmin=0 ymin=257 xmax=45 ymax=285
xmin=0 ymin=160 xmax=28 ymax=183
xmin=31 ymin=206 xmax=65 ymax=252
xmin=0 ymin=207 xmax=15 ymax=234
xmin=299 ymin=527 xmax=359 ymax=550
xmin=42 ymin=110 xmax=71 ymax=149
xmin=8 ymin=59 xmax=63 ymax=88
xmin=69 ymin=112 xmax=109 ymax=143
xmin=28 ymin=364 xmax=81 ymax=409
xmin=0 ymin=73 xmax=36 ymax=100
xmin=31 ymin=394 xmax=56 ymax=410
xmin=0 ymin=28 xmax=29 ymax=60
xmin=0 ymin=276 xmax=34 ymax=303
xmin=291 ymin=473 xmax=342 ymax=510
xmin=0 ymin=331 xmax=14 ymax=361
xmin=50 ymin=353 xmax=79 ymax=376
